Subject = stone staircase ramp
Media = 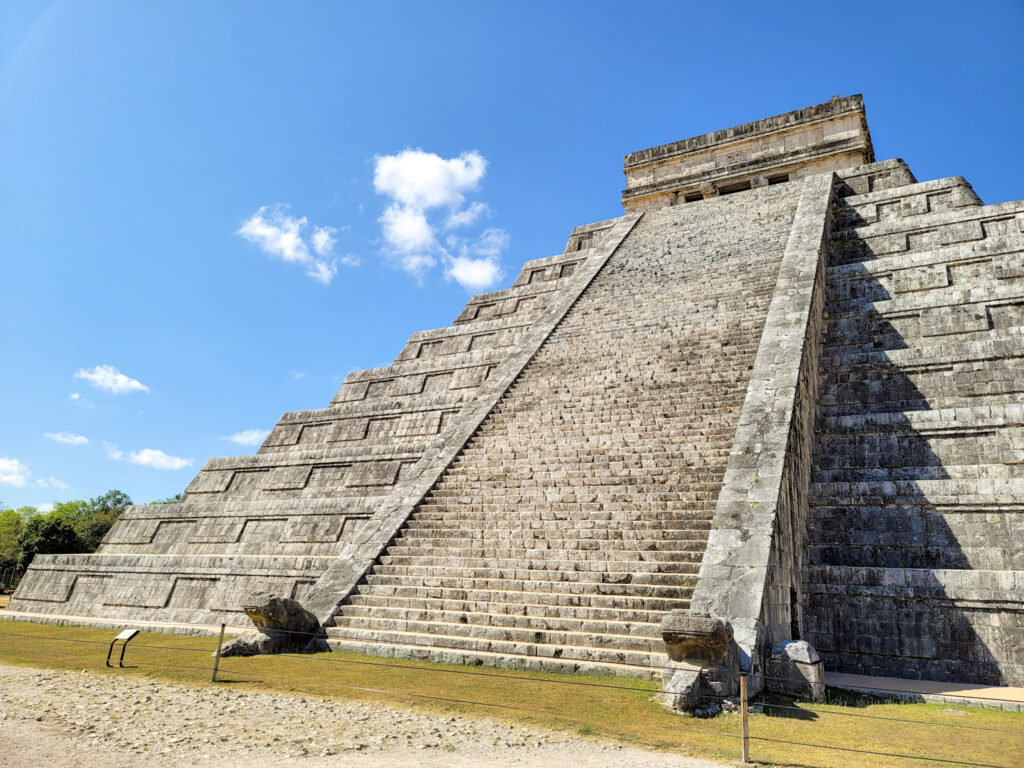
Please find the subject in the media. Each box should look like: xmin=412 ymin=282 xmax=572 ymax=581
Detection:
xmin=326 ymin=184 xmax=804 ymax=677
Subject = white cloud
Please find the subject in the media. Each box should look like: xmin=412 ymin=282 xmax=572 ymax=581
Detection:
xmin=44 ymin=431 xmax=88 ymax=445
xmin=445 ymin=202 xmax=490 ymax=230
xmin=237 ymin=205 xmax=348 ymax=285
xmin=222 ymin=429 xmax=271 ymax=447
xmin=340 ymin=254 xmax=361 ymax=267
xmin=379 ymin=204 xmax=435 ymax=254
xmin=445 ymin=256 xmax=504 ymax=291
xmin=441 ymin=228 xmax=509 ymax=291
xmin=69 ymin=393 xmax=95 ymax=408
xmin=0 ymin=458 xmax=31 ymax=488
xmin=34 ymin=476 xmax=68 ymax=490
xmin=289 ymin=370 xmax=306 ymax=380
xmin=128 ymin=449 xmax=192 ymax=470
xmin=35 ymin=503 xmax=54 ymax=513
xmin=400 ymin=252 xmax=438 ymax=277
xmin=373 ymin=149 xmax=506 ymax=286
xmin=373 ymin=149 xmax=486 ymax=210
xmin=310 ymin=225 xmax=337 ymax=257
xmin=103 ymin=442 xmax=124 ymax=461
xmin=75 ymin=365 xmax=149 ymax=394
xmin=471 ymin=228 xmax=510 ymax=258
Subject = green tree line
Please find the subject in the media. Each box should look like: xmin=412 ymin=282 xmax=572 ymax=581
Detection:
xmin=0 ymin=491 xmax=182 ymax=587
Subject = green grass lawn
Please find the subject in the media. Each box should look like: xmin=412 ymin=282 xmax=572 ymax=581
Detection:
xmin=0 ymin=619 xmax=1020 ymax=768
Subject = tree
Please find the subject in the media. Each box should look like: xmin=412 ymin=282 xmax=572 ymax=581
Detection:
xmin=0 ymin=509 xmax=24 ymax=580
xmin=89 ymin=489 xmax=132 ymax=517
xmin=6 ymin=490 xmax=133 ymax=576
xmin=17 ymin=514 xmax=82 ymax=573
xmin=149 ymin=493 xmax=182 ymax=505
xmin=74 ymin=490 xmax=132 ymax=551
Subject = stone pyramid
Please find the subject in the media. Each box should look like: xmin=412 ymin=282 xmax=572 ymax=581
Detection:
xmin=11 ymin=95 xmax=1023 ymax=689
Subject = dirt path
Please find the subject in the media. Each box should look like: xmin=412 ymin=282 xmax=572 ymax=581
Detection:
xmin=0 ymin=664 xmax=725 ymax=768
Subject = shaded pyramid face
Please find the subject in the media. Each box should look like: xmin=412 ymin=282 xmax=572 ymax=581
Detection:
xmin=10 ymin=95 xmax=1024 ymax=689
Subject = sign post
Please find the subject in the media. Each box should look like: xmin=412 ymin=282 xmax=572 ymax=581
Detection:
xmin=105 ymin=629 xmax=140 ymax=668
xmin=211 ymin=623 xmax=226 ymax=682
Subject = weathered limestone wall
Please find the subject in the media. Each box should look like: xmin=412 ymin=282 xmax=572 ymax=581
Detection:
xmin=802 ymin=162 xmax=1024 ymax=686
xmin=11 ymin=554 xmax=330 ymax=627
xmin=687 ymin=173 xmax=834 ymax=689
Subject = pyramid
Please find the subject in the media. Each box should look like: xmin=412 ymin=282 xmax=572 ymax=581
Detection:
xmin=11 ymin=95 xmax=1023 ymax=689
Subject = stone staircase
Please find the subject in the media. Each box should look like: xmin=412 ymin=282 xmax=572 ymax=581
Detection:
xmin=802 ymin=161 xmax=1024 ymax=685
xmin=325 ymin=183 xmax=804 ymax=677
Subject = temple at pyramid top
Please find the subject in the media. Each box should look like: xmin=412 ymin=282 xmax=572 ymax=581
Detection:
xmin=621 ymin=94 xmax=874 ymax=211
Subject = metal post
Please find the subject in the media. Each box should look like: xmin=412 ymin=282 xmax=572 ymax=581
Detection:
xmin=740 ymin=671 xmax=751 ymax=764
xmin=211 ymin=623 xmax=226 ymax=683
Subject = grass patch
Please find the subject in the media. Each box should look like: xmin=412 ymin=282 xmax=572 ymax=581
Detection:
xmin=0 ymin=619 xmax=1020 ymax=768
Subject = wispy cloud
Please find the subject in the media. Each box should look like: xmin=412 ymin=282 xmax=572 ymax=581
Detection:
xmin=102 ymin=441 xmax=190 ymax=470
xmin=222 ymin=429 xmax=271 ymax=447
xmin=75 ymin=365 xmax=149 ymax=394
xmin=0 ymin=458 xmax=65 ymax=490
xmin=237 ymin=205 xmax=357 ymax=285
xmin=310 ymin=225 xmax=337 ymax=256
xmin=373 ymin=149 xmax=508 ymax=290
xmin=0 ymin=458 xmax=31 ymax=488
xmin=45 ymin=431 xmax=89 ymax=445
xmin=103 ymin=442 xmax=124 ymax=460
xmin=69 ymin=393 xmax=95 ymax=408
xmin=128 ymin=449 xmax=192 ymax=470
xmin=445 ymin=201 xmax=490 ymax=230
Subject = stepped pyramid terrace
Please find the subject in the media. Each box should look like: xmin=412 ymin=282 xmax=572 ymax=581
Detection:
xmin=9 ymin=95 xmax=1024 ymax=697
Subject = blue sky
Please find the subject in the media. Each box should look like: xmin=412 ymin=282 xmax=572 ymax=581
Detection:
xmin=2 ymin=1 xmax=1022 ymax=509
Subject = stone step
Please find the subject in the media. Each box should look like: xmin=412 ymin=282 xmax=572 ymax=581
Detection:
xmin=420 ymin=495 xmax=720 ymax=509
xmin=323 ymin=637 xmax=660 ymax=680
xmin=368 ymin=562 xmax=700 ymax=583
xmin=344 ymin=593 xmax=679 ymax=624
xmin=336 ymin=604 xmax=663 ymax=639
xmin=382 ymin=545 xmax=704 ymax=563
xmin=406 ymin=510 xmax=714 ymax=525
xmin=392 ymin=534 xmax=708 ymax=551
xmin=325 ymin=626 xmax=663 ymax=674
xmin=330 ymin=614 xmax=663 ymax=653
xmin=358 ymin=575 xmax=696 ymax=601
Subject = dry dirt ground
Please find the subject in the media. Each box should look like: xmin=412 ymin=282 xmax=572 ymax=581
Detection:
xmin=0 ymin=664 xmax=725 ymax=768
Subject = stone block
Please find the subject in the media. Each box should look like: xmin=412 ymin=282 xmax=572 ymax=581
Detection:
xmin=765 ymin=640 xmax=825 ymax=700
